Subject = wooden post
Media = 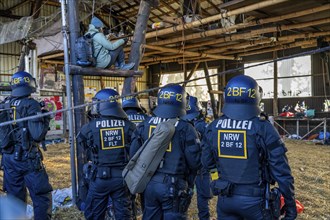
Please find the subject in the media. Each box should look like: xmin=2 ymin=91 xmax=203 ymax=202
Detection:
xmin=273 ymin=49 xmax=279 ymax=116
xmin=203 ymin=62 xmax=218 ymax=118
xmin=122 ymin=0 xmax=154 ymax=95
xmin=183 ymin=62 xmax=200 ymax=87
xmin=67 ymin=0 xmax=86 ymax=207
xmin=218 ymin=60 xmax=226 ymax=114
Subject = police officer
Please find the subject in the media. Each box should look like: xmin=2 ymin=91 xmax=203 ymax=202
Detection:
xmin=182 ymin=95 xmax=212 ymax=220
xmin=78 ymin=88 xmax=135 ymax=220
xmin=122 ymin=96 xmax=148 ymax=126
xmin=130 ymin=84 xmax=201 ymax=220
xmin=202 ymin=75 xmax=297 ymax=220
xmin=1 ymin=71 xmax=53 ymax=220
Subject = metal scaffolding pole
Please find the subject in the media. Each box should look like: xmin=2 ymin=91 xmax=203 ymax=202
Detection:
xmin=67 ymin=0 xmax=87 ymax=207
xmin=60 ymin=0 xmax=77 ymax=205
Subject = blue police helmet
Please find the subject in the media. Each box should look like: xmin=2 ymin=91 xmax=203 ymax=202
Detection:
xmin=153 ymin=84 xmax=187 ymax=118
xmin=182 ymin=95 xmax=201 ymax=120
xmin=223 ymin=75 xmax=262 ymax=120
xmin=92 ymin=89 xmax=127 ymax=118
xmin=10 ymin=71 xmax=36 ymax=97
xmin=122 ymin=96 xmax=141 ymax=111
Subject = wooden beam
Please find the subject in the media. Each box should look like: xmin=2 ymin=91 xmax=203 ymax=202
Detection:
xmin=42 ymin=60 xmax=64 ymax=65
xmin=159 ymin=0 xmax=178 ymax=14
xmin=0 ymin=10 xmax=23 ymax=19
xmin=203 ymin=31 xmax=330 ymax=55
xmin=0 ymin=52 xmax=20 ymax=56
xmin=44 ymin=0 xmax=60 ymax=7
xmin=7 ymin=0 xmax=31 ymax=10
xmin=209 ymin=90 xmax=223 ymax=94
xmin=152 ymin=4 xmax=330 ymax=46
xmin=32 ymin=0 xmax=43 ymax=19
xmin=205 ymin=0 xmax=221 ymax=13
xmin=181 ymin=4 xmax=330 ymax=49
xmin=123 ymin=0 xmax=152 ymax=95
xmin=236 ymin=39 xmax=318 ymax=57
xmin=273 ymin=48 xmax=279 ymax=116
xmin=39 ymin=52 xmax=64 ymax=60
xmin=190 ymin=18 xmax=330 ymax=54
xmin=203 ymin=62 xmax=218 ymax=118
xmin=223 ymin=40 xmax=295 ymax=55
xmin=141 ymin=54 xmax=191 ymax=63
xmin=70 ymin=65 xmax=143 ymax=77
xmin=145 ymin=0 xmax=289 ymax=39
xmin=184 ymin=62 xmax=200 ymax=86
xmin=144 ymin=57 xmax=214 ymax=66
xmin=144 ymin=44 xmax=237 ymax=60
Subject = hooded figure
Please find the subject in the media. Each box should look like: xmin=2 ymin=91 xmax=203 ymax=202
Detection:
xmin=86 ymin=16 xmax=135 ymax=70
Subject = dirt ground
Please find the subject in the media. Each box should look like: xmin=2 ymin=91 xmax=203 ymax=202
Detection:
xmin=1 ymin=139 xmax=329 ymax=220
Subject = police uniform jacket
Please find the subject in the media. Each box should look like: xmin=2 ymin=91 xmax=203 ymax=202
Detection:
xmin=193 ymin=119 xmax=207 ymax=139
xmin=202 ymin=115 xmax=296 ymax=205
xmin=78 ymin=116 xmax=136 ymax=168
xmin=125 ymin=109 xmax=147 ymax=126
xmin=1 ymin=96 xmax=50 ymax=153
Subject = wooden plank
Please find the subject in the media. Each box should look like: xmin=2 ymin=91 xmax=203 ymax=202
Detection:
xmin=184 ymin=62 xmax=200 ymax=86
xmin=203 ymin=62 xmax=218 ymax=118
xmin=209 ymin=90 xmax=223 ymax=94
xmin=70 ymin=65 xmax=143 ymax=77
xmin=144 ymin=44 xmax=237 ymax=60
xmin=39 ymin=52 xmax=64 ymax=60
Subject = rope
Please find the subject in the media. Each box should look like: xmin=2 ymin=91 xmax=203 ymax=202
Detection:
xmin=92 ymin=0 xmax=95 ymax=17
xmin=0 ymin=46 xmax=329 ymax=127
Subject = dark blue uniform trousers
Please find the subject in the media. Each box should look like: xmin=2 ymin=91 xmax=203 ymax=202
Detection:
xmin=84 ymin=176 xmax=132 ymax=220
xmin=195 ymin=170 xmax=212 ymax=220
xmin=2 ymin=153 xmax=52 ymax=220
xmin=143 ymin=174 xmax=187 ymax=220
xmin=217 ymin=195 xmax=266 ymax=220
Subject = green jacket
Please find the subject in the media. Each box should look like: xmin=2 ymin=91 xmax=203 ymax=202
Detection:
xmin=86 ymin=24 xmax=125 ymax=68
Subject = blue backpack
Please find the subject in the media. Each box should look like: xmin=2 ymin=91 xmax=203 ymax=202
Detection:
xmin=75 ymin=32 xmax=101 ymax=67
xmin=0 ymin=98 xmax=15 ymax=149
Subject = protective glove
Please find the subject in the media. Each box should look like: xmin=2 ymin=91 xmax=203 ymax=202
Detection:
xmin=282 ymin=203 xmax=297 ymax=220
